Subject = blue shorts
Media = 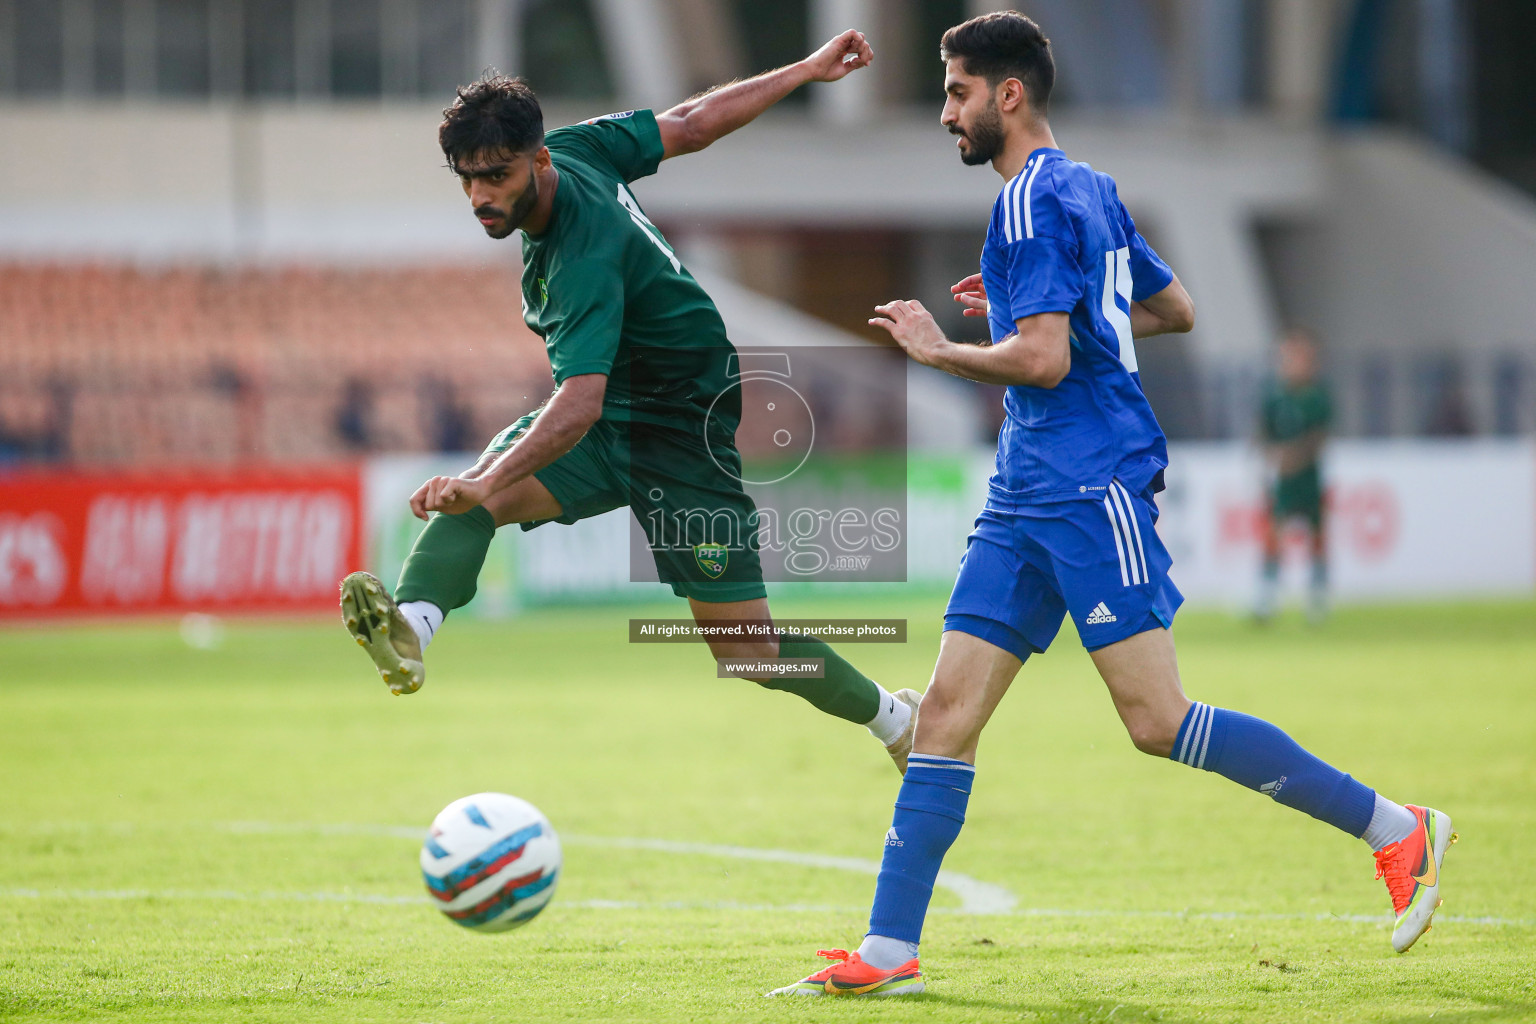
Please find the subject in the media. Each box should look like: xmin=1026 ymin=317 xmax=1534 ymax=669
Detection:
xmin=944 ymin=480 xmax=1183 ymax=660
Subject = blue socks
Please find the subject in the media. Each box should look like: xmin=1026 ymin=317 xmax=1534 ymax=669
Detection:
xmin=866 ymin=754 xmax=975 ymax=947
xmin=1172 ymin=702 xmax=1375 ymax=837
xmin=863 ymin=706 xmax=1376 ymax=965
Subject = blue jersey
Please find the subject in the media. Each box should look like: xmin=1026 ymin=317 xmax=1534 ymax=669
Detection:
xmin=980 ymin=147 xmax=1174 ymax=505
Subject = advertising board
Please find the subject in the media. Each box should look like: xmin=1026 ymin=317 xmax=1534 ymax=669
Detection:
xmin=0 ymin=467 xmax=363 ymax=617
xmin=365 ymin=441 xmax=1534 ymax=612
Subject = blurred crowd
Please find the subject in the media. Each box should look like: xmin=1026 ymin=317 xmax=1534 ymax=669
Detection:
xmin=0 ymin=263 xmax=552 ymax=466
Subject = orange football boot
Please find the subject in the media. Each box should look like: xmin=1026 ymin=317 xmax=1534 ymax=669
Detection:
xmin=766 ymin=948 xmax=923 ymax=997
xmin=1374 ymin=804 xmax=1457 ymax=952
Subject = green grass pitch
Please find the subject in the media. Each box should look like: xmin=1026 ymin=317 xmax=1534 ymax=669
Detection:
xmin=2 ymin=593 xmax=1533 ymax=1023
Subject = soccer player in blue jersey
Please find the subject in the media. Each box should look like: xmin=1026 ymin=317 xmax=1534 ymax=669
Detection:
xmin=769 ymin=12 xmax=1454 ymax=998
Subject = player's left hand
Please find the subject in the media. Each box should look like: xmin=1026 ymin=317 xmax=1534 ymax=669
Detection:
xmin=870 ymin=299 xmax=949 ymax=367
xmin=803 ymin=30 xmax=873 ymax=83
xmin=410 ymin=475 xmax=491 ymax=520
xmin=951 ymin=273 xmax=990 ymax=317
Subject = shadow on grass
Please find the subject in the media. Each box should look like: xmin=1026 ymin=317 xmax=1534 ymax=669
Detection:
xmin=915 ymin=993 xmax=1202 ymax=1023
xmin=912 ymin=994 xmax=1536 ymax=1024
xmin=1376 ymin=1005 xmax=1536 ymax=1024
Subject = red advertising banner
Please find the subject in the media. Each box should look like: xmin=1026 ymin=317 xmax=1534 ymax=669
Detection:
xmin=0 ymin=466 xmax=363 ymax=617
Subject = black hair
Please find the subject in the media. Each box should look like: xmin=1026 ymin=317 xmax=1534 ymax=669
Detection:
xmin=439 ymin=72 xmax=545 ymax=174
xmin=940 ymin=11 xmax=1055 ymax=116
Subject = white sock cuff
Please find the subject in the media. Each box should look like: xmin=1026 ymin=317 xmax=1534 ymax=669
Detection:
xmin=397 ymin=600 xmax=444 ymax=651
xmin=1361 ymin=794 xmax=1417 ymax=851
xmin=864 ymin=686 xmax=912 ymax=746
xmin=857 ymin=933 xmax=919 ymax=970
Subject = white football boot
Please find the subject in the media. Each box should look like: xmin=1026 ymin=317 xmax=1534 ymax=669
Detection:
xmin=340 ymin=571 xmax=425 ymax=695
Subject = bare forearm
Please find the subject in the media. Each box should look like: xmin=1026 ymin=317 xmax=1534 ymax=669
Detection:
xmin=408 ymin=374 xmax=604 ymax=519
xmin=476 ymin=373 xmax=607 ymax=494
xmin=662 ymin=62 xmax=814 ymax=154
xmin=928 ymin=339 xmax=1017 ymax=386
xmin=1129 ymin=302 xmax=1172 ymax=339
xmin=478 ymin=415 xmax=589 ymax=495
xmin=927 ymin=336 xmax=1065 ymax=387
xmin=874 ymin=302 xmax=1070 ymax=387
xmin=1130 ymin=276 xmax=1196 ymax=338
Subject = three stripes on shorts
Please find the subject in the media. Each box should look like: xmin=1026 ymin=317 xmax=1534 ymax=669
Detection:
xmin=1101 ymin=480 xmax=1149 ymax=587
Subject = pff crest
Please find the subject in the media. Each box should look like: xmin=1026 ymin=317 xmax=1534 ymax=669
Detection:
xmin=693 ymin=543 xmax=729 ymax=579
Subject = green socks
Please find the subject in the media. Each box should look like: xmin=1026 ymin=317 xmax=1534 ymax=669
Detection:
xmin=392 ymin=510 xmax=883 ymax=729
xmin=769 ymin=634 xmax=882 ymax=724
xmin=395 ymin=505 xmax=496 ymax=611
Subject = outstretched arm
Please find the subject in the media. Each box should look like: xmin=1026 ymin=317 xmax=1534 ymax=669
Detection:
xmin=953 ymin=272 xmax=1196 ymax=340
xmin=872 ymin=299 xmax=1072 ymax=389
xmin=409 ymin=374 xmax=606 ymax=519
xmin=656 ymin=30 xmax=873 ymax=159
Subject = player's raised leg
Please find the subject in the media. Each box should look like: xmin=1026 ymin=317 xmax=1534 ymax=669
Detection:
xmin=1091 ymin=626 xmax=1455 ymax=952
xmin=340 ymin=570 xmax=425 ymax=695
xmin=768 ymin=629 xmax=1021 ymax=996
xmin=691 ymin=596 xmax=920 ymax=771
xmin=341 ymin=464 xmax=562 ymax=694
xmin=629 ymin=411 xmax=920 ymax=769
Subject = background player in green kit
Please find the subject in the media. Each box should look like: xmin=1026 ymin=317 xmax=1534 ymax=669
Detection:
xmin=339 ymin=29 xmax=922 ymax=770
xmin=1255 ymin=328 xmax=1333 ymax=624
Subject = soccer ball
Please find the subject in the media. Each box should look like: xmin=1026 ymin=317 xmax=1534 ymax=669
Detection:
xmin=420 ymin=792 xmax=562 ymax=932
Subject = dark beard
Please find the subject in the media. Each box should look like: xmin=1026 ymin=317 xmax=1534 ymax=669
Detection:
xmin=482 ymin=173 xmax=540 ymax=239
xmin=957 ymin=102 xmax=1005 ymax=166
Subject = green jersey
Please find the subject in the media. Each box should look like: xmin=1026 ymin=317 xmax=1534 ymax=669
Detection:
xmin=1261 ymin=380 xmax=1331 ymax=518
xmin=520 ymin=109 xmax=736 ymax=432
xmin=1260 ymin=381 xmax=1332 ymax=448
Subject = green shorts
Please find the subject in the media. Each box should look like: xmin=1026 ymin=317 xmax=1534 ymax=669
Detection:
xmin=1270 ymin=467 xmax=1324 ymax=528
xmin=485 ymin=414 xmax=767 ymax=603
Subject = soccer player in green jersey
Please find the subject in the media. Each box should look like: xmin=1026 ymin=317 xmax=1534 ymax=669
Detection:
xmin=340 ymin=30 xmax=922 ymax=770
xmin=1255 ymin=328 xmax=1333 ymax=624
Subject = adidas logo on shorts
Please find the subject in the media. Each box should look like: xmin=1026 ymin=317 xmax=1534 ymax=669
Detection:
xmin=1085 ymin=601 xmax=1117 ymax=625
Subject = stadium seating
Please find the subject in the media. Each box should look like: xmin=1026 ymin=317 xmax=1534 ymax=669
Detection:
xmin=0 ymin=263 xmax=554 ymax=465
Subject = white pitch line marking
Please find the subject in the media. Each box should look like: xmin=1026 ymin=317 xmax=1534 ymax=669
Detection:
xmin=221 ymin=822 xmax=1016 ymax=915
xmin=0 ymin=887 xmax=425 ymax=906
xmin=0 ymin=887 xmax=1529 ymax=929
xmin=566 ymin=834 xmax=1018 ymax=916
xmin=8 ymin=822 xmax=1530 ymax=929
xmin=0 ymin=887 xmax=853 ymax=913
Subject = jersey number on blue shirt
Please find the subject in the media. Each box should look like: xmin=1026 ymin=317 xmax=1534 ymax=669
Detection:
xmin=1101 ymin=246 xmax=1136 ymax=372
